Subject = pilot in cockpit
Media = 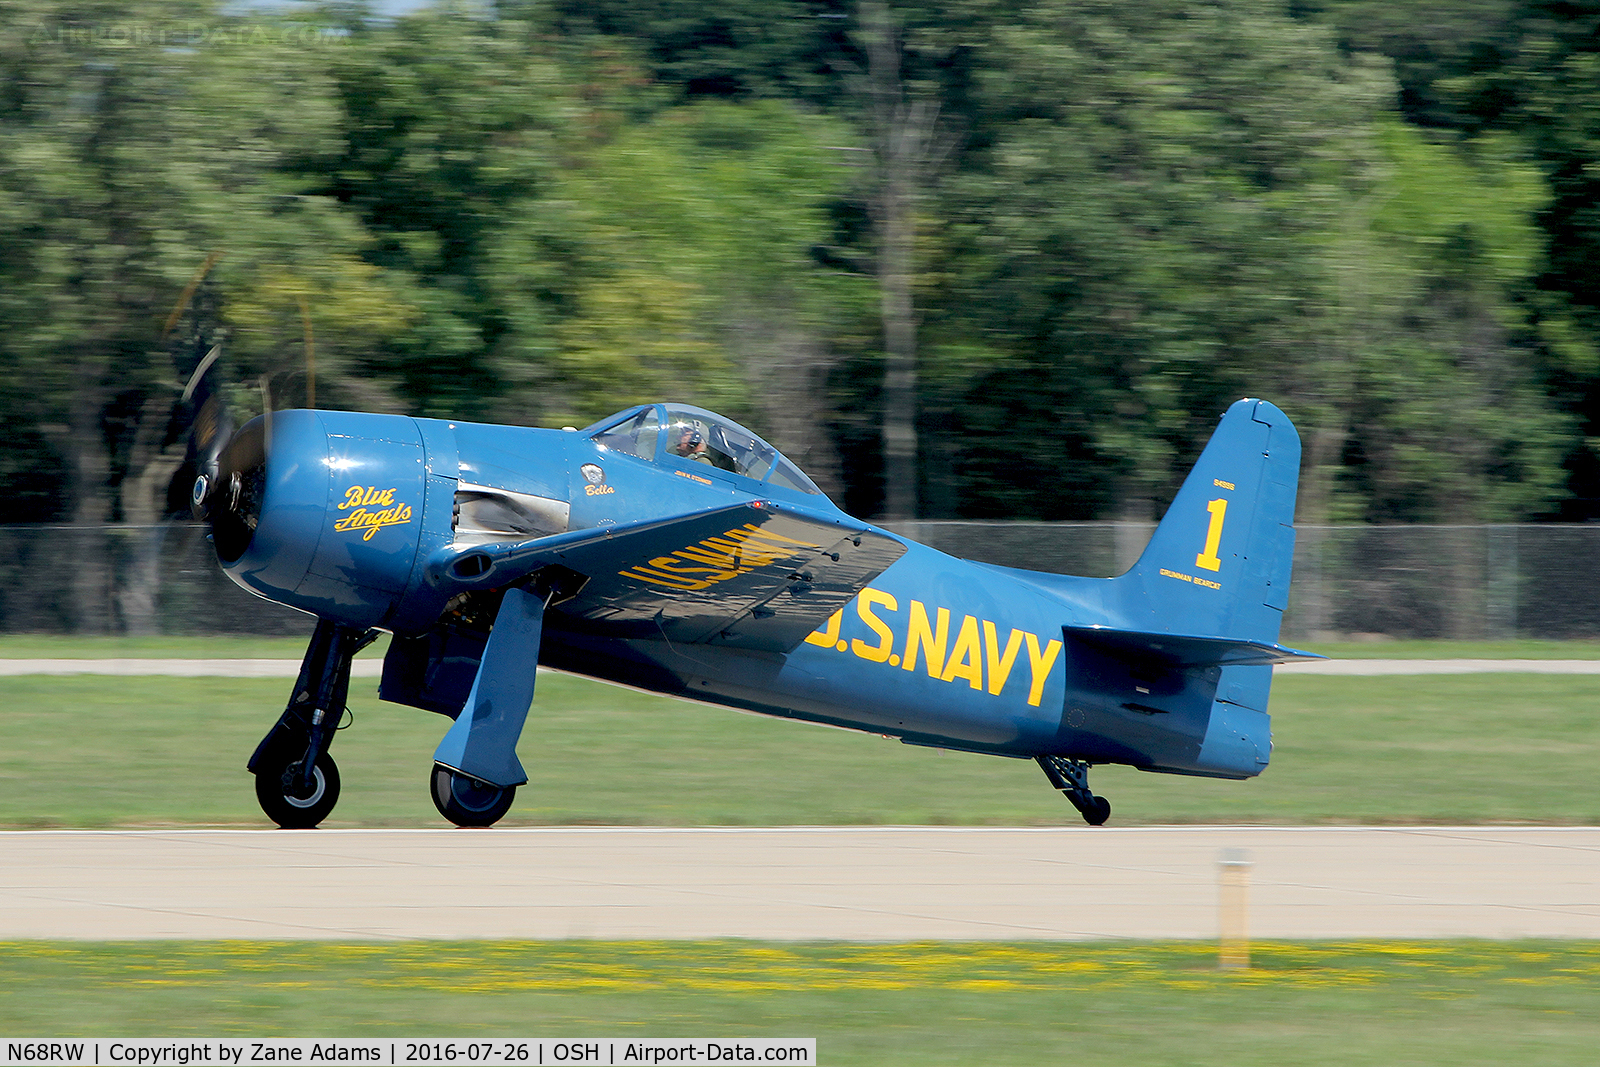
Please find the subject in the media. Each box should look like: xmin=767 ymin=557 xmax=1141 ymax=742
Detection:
xmin=673 ymin=424 xmax=714 ymax=465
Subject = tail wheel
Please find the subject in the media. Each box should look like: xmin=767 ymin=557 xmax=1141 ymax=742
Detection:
xmin=431 ymin=764 xmax=516 ymax=827
xmin=1082 ymin=795 xmax=1112 ymax=826
xmin=255 ymin=750 xmax=341 ymax=828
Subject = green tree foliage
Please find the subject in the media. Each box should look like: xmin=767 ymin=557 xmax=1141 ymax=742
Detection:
xmin=308 ymin=4 xmax=577 ymax=419
xmin=919 ymin=0 xmax=1376 ymax=519
xmin=314 ymin=8 xmax=863 ymax=485
xmin=1303 ymin=0 xmax=1522 ymax=132
xmin=1311 ymin=0 xmax=1600 ymax=516
xmin=1487 ymin=0 xmax=1600 ymax=515
xmin=1329 ymin=121 xmax=1567 ymax=523
xmin=0 ymin=1 xmax=408 ymax=629
xmin=4 ymin=0 xmax=1599 ymax=592
xmin=542 ymin=0 xmax=856 ymax=105
xmin=0 ymin=2 xmax=409 ymax=520
xmin=910 ymin=0 xmax=1568 ymax=524
xmin=524 ymin=100 xmax=869 ymax=471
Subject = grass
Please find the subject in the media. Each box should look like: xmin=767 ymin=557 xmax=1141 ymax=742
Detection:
xmin=1 ymin=940 xmax=1596 ymax=1064
xmin=2 ymin=669 xmax=1599 ymax=827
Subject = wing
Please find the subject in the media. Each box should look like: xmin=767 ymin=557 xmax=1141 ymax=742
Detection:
xmin=432 ymin=501 xmax=907 ymax=653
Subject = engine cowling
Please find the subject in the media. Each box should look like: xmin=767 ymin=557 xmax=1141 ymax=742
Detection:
xmin=213 ymin=410 xmax=442 ymax=630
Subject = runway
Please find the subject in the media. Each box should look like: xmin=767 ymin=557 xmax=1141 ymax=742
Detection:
xmin=2 ymin=827 xmax=1596 ymax=941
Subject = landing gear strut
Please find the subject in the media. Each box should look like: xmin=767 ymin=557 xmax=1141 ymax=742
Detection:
xmin=1036 ymin=755 xmax=1112 ymax=826
xmin=248 ymin=619 xmax=376 ymax=828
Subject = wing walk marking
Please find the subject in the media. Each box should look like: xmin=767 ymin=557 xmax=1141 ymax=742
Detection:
xmin=806 ymin=590 xmax=1064 ymax=707
xmin=619 ymin=523 xmax=823 ymax=592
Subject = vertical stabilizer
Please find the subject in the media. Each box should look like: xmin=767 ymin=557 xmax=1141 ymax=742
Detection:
xmin=1116 ymin=398 xmax=1301 ymax=644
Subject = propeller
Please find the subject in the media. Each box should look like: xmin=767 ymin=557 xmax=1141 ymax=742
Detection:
xmin=164 ymin=252 xmax=310 ymax=560
xmin=181 ymin=343 xmax=231 ymax=519
xmin=178 ymin=342 xmax=273 ymax=564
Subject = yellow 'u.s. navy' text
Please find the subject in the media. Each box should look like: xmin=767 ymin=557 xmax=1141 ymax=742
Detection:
xmin=806 ymin=589 xmax=1062 ymax=707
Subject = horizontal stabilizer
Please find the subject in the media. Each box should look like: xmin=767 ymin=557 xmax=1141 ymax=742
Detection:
xmin=1065 ymin=624 xmax=1325 ymax=669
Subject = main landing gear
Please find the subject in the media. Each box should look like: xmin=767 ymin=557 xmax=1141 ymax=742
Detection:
xmin=431 ymin=764 xmax=517 ymax=827
xmin=248 ymin=619 xmax=376 ymax=828
xmin=251 ymin=584 xmax=556 ymax=829
xmin=1036 ymin=755 xmax=1112 ymax=826
xmin=255 ymin=747 xmax=341 ymax=829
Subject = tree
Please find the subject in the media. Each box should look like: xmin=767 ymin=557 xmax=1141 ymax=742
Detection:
xmin=542 ymin=0 xmax=855 ymax=106
xmin=308 ymin=4 xmax=579 ymax=421
xmin=0 ymin=0 xmax=404 ymax=629
xmin=852 ymin=1 xmax=951 ymax=520
xmin=917 ymin=0 xmax=1382 ymax=521
xmin=504 ymin=98 xmax=870 ymax=491
xmin=1308 ymin=0 xmax=1600 ymax=517
xmin=906 ymin=0 xmax=1568 ymax=525
xmin=1317 ymin=120 xmax=1566 ymax=524
xmin=534 ymin=0 xmax=965 ymax=514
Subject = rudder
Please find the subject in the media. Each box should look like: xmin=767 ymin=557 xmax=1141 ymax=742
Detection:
xmin=1117 ymin=398 xmax=1300 ymax=644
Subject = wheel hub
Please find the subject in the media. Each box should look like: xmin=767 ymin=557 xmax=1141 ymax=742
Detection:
xmin=281 ymin=763 xmax=326 ymax=808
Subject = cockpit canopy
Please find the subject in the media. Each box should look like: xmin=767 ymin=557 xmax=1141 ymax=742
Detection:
xmin=586 ymin=404 xmax=823 ymax=496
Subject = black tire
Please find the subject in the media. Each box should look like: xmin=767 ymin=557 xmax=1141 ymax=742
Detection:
xmin=431 ymin=763 xmax=516 ymax=827
xmin=1082 ymin=795 xmax=1112 ymax=826
xmin=255 ymin=749 xmax=341 ymax=829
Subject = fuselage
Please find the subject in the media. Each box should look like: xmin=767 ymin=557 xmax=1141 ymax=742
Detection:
xmin=540 ymin=537 xmax=1088 ymax=754
xmin=217 ymin=407 xmax=1259 ymax=778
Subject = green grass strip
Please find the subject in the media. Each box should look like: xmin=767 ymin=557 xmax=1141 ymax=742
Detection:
xmin=3 ymin=672 xmax=1600 ymax=826
xmin=2 ymin=941 xmax=1597 ymax=1065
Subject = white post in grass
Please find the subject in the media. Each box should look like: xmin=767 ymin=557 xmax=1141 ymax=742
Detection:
xmin=1218 ymin=848 xmax=1253 ymax=970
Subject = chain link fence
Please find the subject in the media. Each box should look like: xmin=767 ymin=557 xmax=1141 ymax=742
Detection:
xmin=887 ymin=522 xmax=1598 ymax=642
xmin=4 ymin=522 xmax=1597 ymax=641
xmin=0 ymin=524 xmax=311 ymax=637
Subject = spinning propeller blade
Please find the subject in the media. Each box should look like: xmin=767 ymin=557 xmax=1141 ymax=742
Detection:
xmin=179 ymin=345 xmax=271 ymax=569
xmin=182 ymin=344 xmax=233 ymax=520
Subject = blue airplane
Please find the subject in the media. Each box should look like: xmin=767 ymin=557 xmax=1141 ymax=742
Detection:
xmin=189 ymin=395 xmax=1316 ymax=827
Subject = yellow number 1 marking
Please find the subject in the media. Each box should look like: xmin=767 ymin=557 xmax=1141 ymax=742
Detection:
xmin=1195 ymin=498 xmax=1227 ymax=572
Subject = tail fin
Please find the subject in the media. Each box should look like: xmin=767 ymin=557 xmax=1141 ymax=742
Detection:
xmin=1117 ymin=397 xmax=1300 ymax=644
xmin=1061 ymin=399 xmax=1311 ymax=781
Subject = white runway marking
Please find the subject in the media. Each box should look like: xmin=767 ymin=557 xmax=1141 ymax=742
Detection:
xmin=1277 ymin=659 xmax=1600 ymax=675
xmin=5 ymin=659 xmax=1600 ymax=676
xmin=0 ymin=659 xmax=384 ymax=677
xmin=2 ymin=827 xmax=1596 ymax=941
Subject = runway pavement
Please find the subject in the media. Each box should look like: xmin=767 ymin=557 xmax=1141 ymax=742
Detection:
xmin=2 ymin=826 xmax=1596 ymax=941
